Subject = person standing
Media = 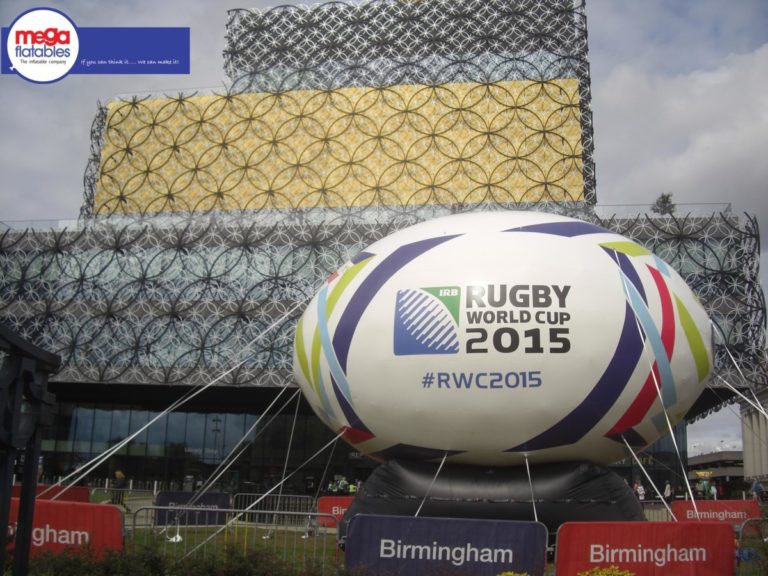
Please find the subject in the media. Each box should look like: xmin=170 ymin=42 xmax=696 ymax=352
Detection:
xmin=750 ymin=479 xmax=763 ymax=501
xmin=111 ymin=470 xmax=126 ymax=506
xmin=663 ymin=480 xmax=672 ymax=501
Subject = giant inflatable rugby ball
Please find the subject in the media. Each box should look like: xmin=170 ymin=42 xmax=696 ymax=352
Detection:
xmin=293 ymin=212 xmax=712 ymax=465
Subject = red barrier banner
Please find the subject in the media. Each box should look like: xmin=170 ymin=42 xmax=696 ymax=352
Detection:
xmin=317 ymin=496 xmax=354 ymax=527
xmin=556 ymin=521 xmax=735 ymax=576
xmin=671 ymin=499 xmax=761 ymax=527
xmin=11 ymin=484 xmax=91 ymax=502
xmin=8 ymin=498 xmax=123 ymax=556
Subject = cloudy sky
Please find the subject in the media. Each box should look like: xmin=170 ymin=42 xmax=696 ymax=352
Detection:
xmin=1 ymin=0 xmax=766 ymax=457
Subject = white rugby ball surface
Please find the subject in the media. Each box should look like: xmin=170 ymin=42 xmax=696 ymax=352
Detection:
xmin=293 ymin=212 xmax=712 ymax=465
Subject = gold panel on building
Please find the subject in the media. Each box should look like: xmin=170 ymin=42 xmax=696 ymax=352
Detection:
xmin=95 ymin=79 xmax=584 ymax=216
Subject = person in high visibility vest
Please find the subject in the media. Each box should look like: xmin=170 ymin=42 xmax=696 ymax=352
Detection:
xmin=348 ymin=482 xmax=357 ymax=495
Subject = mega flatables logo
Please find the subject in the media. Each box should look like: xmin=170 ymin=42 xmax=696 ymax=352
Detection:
xmin=6 ymin=7 xmax=79 ymax=83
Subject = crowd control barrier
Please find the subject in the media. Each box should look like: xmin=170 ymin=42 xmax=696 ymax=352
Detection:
xmin=232 ymin=493 xmax=314 ymax=525
xmin=129 ymin=505 xmax=342 ymax=573
xmin=736 ymin=517 xmax=768 ymax=571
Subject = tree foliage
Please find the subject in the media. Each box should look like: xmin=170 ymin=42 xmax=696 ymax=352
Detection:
xmin=651 ymin=192 xmax=676 ymax=215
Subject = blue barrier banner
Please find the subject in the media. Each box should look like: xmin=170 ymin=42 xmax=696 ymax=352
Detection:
xmin=345 ymin=514 xmax=548 ymax=576
xmin=2 ymin=27 xmax=189 ymax=75
xmin=154 ymin=491 xmax=230 ymax=526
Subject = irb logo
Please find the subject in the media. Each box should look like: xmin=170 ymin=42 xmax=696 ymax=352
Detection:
xmin=393 ymin=286 xmax=461 ymax=356
xmin=15 ymin=28 xmax=71 ymax=46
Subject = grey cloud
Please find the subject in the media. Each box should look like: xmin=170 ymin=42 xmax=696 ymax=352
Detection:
xmin=592 ymin=43 xmax=768 ymax=306
xmin=687 ymin=405 xmax=744 ymax=454
xmin=587 ymin=0 xmax=768 ymax=75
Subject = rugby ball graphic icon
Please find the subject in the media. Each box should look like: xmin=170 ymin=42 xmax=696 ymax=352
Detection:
xmin=293 ymin=212 xmax=712 ymax=465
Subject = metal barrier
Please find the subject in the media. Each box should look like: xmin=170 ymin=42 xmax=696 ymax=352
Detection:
xmin=232 ymin=493 xmax=315 ymax=526
xmin=640 ymin=501 xmax=674 ymax=521
xmin=90 ymin=488 xmax=155 ymax=510
xmin=129 ymin=505 xmax=342 ymax=574
xmin=737 ymin=517 xmax=768 ymax=572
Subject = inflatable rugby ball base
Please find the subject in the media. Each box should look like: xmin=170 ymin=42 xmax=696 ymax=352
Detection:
xmin=294 ymin=211 xmax=712 ymax=466
xmin=338 ymin=459 xmax=644 ymax=541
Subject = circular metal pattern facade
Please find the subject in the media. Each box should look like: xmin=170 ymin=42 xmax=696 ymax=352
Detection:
xmin=81 ymin=0 xmax=595 ymax=219
xmin=0 ymin=210 xmax=764 ymax=393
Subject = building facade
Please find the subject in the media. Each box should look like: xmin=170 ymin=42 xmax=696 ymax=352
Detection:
xmin=1 ymin=0 xmax=765 ymax=492
xmin=687 ymin=450 xmax=746 ymax=499
xmin=742 ymin=386 xmax=768 ymax=482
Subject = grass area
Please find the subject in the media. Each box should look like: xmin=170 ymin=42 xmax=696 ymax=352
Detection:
xmin=127 ymin=523 xmax=344 ymax=574
xmin=14 ymin=543 xmax=343 ymax=576
xmin=89 ymin=489 xmax=154 ymax=508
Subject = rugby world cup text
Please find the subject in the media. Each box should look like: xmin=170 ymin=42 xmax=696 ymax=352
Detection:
xmin=464 ymin=284 xmax=571 ymax=354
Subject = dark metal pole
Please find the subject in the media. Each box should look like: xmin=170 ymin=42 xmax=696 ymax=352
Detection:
xmin=12 ymin=426 xmax=43 ymax=576
xmin=0 ymin=327 xmax=60 ymax=575
xmin=0 ymin=356 xmax=22 ymax=571
xmin=0 ymin=445 xmax=18 ymax=571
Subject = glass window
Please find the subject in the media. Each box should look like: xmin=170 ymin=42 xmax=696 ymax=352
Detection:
xmin=128 ymin=410 xmax=149 ymax=456
xmin=167 ymin=411 xmax=187 ymax=444
xmin=223 ymin=413 xmax=245 ymax=458
xmin=147 ymin=410 xmax=166 ymax=457
xmin=243 ymin=413 xmax=261 ymax=464
xmin=186 ymin=412 xmax=205 ymax=461
xmin=263 ymin=414 xmax=292 ymax=464
xmin=37 ymin=398 xmax=365 ymax=490
xmin=91 ymin=407 xmax=113 ymax=452
xmin=166 ymin=411 xmax=187 ymax=463
xmin=111 ymin=409 xmax=130 ymax=454
xmin=204 ymin=414 xmax=225 ymax=463
xmin=70 ymin=405 xmax=94 ymax=454
xmin=52 ymin=403 xmax=75 ymax=453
